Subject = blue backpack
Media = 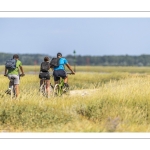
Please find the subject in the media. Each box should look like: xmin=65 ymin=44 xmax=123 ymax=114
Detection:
xmin=5 ymin=58 xmax=17 ymax=70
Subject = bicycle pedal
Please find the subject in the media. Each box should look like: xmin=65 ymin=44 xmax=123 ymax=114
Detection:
xmin=5 ymin=89 xmax=11 ymax=95
xmin=63 ymin=87 xmax=69 ymax=92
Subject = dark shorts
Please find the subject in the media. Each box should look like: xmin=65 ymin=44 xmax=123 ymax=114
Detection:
xmin=53 ymin=70 xmax=67 ymax=81
xmin=39 ymin=72 xmax=50 ymax=80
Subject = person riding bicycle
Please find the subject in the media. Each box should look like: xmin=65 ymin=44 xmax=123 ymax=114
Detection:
xmin=52 ymin=52 xmax=75 ymax=89
xmin=4 ymin=54 xmax=25 ymax=98
xmin=39 ymin=56 xmax=51 ymax=98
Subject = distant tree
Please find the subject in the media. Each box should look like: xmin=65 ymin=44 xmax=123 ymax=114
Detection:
xmin=1 ymin=52 xmax=150 ymax=66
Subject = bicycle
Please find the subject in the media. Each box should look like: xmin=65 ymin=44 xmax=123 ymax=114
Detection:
xmin=39 ymin=76 xmax=54 ymax=98
xmin=5 ymin=74 xmax=24 ymax=99
xmin=53 ymin=72 xmax=73 ymax=97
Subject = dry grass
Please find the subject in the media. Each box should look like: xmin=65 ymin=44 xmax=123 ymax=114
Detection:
xmin=0 ymin=67 xmax=150 ymax=132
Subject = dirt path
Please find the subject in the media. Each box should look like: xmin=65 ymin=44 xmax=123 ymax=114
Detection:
xmin=69 ymin=89 xmax=98 ymax=96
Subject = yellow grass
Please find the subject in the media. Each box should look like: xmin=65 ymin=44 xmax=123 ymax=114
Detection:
xmin=0 ymin=66 xmax=150 ymax=132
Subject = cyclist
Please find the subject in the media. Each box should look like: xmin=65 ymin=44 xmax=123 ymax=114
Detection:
xmin=39 ymin=56 xmax=51 ymax=98
xmin=52 ymin=52 xmax=75 ymax=89
xmin=4 ymin=54 xmax=25 ymax=97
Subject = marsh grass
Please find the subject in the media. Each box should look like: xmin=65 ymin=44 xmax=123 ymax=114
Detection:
xmin=1 ymin=65 xmax=150 ymax=74
xmin=0 ymin=67 xmax=150 ymax=132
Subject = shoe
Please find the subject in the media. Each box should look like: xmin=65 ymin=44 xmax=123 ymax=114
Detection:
xmin=63 ymin=83 xmax=69 ymax=92
xmin=64 ymin=83 xmax=69 ymax=88
xmin=5 ymin=88 xmax=11 ymax=95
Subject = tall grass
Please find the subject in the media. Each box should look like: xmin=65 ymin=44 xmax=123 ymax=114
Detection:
xmin=0 ymin=67 xmax=150 ymax=132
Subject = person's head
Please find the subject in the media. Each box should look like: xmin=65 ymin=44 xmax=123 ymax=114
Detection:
xmin=44 ymin=56 xmax=50 ymax=62
xmin=57 ymin=52 xmax=62 ymax=58
xmin=13 ymin=54 xmax=19 ymax=59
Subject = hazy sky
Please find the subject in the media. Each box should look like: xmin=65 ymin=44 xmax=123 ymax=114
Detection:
xmin=0 ymin=18 xmax=150 ymax=57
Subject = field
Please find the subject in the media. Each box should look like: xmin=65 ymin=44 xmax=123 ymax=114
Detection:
xmin=0 ymin=65 xmax=150 ymax=132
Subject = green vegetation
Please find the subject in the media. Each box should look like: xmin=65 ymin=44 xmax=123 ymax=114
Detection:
xmin=0 ymin=66 xmax=150 ymax=132
xmin=1 ymin=65 xmax=150 ymax=74
xmin=1 ymin=52 xmax=150 ymax=66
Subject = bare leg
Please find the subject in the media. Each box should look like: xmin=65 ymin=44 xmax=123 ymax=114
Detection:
xmin=46 ymin=80 xmax=50 ymax=97
xmin=64 ymin=77 xmax=68 ymax=84
xmin=14 ymin=84 xmax=19 ymax=97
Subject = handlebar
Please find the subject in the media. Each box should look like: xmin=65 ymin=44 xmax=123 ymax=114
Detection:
xmin=4 ymin=74 xmax=25 ymax=77
xmin=66 ymin=72 xmax=75 ymax=75
xmin=19 ymin=74 xmax=25 ymax=77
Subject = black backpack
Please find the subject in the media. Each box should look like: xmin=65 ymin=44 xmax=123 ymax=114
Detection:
xmin=41 ymin=62 xmax=50 ymax=72
xmin=50 ymin=58 xmax=60 ymax=68
xmin=5 ymin=58 xmax=17 ymax=70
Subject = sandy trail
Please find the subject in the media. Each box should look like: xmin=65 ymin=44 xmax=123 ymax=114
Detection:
xmin=69 ymin=89 xmax=98 ymax=96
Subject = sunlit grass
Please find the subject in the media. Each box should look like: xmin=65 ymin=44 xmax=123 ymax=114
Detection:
xmin=0 ymin=66 xmax=150 ymax=132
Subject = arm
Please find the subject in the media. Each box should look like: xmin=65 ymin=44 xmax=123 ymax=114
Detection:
xmin=4 ymin=67 xmax=8 ymax=76
xmin=66 ymin=63 xmax=75 ymax=74
xmin=19 ymin=66 xmax=25 ymax=75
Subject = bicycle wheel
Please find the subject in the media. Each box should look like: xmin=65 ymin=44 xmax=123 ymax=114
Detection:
xmin=40 ymin=84 xmax=46 ymax=97
xmin=53 ymin=84 xmax=60 ymax=97
xmin=62 ymin=85 xmax=70 ymax=95
xmin=50 ymin=84 xmax=54 ymax=96
xmin=11 ymin=86 xmax=16 ymax=99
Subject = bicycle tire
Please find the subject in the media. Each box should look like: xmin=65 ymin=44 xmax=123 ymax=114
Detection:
xmin=53 ymin=84 xmax=60 ymax=97
xmin=11 ymin=86 xmax=16 ymax=99
xmin=50 ymin=84 xmax=54 ymax=96
xmin=13 ymin=86 xmax=16 ymax=97
xmin=63 ymin=86 xmax=70 ymax=95
xmin=40 ymin=84 xmax=46 ymax=97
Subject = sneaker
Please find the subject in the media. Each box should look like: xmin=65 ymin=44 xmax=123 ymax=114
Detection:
xmin=63 ymin=83 xmax=69 ymax=92
xmin=64 ymin=83 xmax=69 ymax=87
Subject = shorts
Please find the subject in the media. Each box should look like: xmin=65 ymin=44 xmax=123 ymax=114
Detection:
xmin=53 ymin=70 xmax=67 ymax=81
xmin=39 ymin=72 xmax=50 ymax=80
xmin=8 ymin=74 xmax=20 ymax=85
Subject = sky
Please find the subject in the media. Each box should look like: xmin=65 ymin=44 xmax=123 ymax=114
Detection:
xmin=0 ymin=18 xmax=150 ymax=57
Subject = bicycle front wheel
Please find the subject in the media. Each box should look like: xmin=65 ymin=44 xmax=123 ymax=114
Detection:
xmin=63 ymin=85 xmax=70 ymax=95
xmin=50 ymin=84 xmax=54 ymax=96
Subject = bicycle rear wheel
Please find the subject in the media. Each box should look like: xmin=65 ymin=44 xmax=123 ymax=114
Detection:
xmin=40 ymin=84 xmax=46 ymax=97
xmin=11 ymin=86 xmax=16 ymax=99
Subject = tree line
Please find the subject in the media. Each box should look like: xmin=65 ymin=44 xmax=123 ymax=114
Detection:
xmin=0 ymin=52 xmax=150 ymax=66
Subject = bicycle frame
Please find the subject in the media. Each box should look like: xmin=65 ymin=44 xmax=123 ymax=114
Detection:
xmin=10 ymin=78 xmax=16 ymax=99
xmin=40 ymin=78 xmax=54 ymax=98
xmin=53 ymin=72 xmax=73 ymax=97
xmin=40 ymin=78 xmax=47 ymax=97
xmin=5 ymin=74 xmax=24 ymax=99
xmin=53 ymin=78 xmax=64 ymax=97
xmin=4 ymin=77 xmax=17 ymax=99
